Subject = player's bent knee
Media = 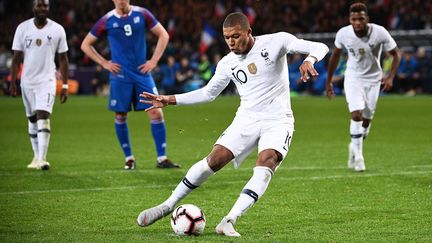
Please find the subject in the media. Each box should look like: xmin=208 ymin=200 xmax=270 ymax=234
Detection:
xmin=256 ymin=149 xmax=281 ymax=172
xmin=115 ymin=112 xmax=127 ymax=118
xmin=36 ymin=110 xmax=50 ymax=120
xmin=206 ymin=145 xmax=234 ymax=172
xmin=147 ymin=108 xmax=164 ymax=120
xmin=351 ymin=111 xmax=362 ymax=121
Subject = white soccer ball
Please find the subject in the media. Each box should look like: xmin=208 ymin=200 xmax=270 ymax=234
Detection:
xmin=170 ymin=204 xmax=206 ymax=236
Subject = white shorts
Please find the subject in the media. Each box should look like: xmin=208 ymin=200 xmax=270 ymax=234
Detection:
xmin=344 ymin=80 xmax=380 ymax=119
xmin=21 ymin=84 xmax=56 ymax=117
xmin=215 ymin=114 xmax=294 ymax=169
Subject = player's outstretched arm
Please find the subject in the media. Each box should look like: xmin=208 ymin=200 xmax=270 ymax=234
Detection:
xmin=143 ymin=73 xmax=229 ymax=109
xmin=288 ymin=36 xmax=328 ymax=83
xmin=140 ymin=92 xmax=177 ymax=111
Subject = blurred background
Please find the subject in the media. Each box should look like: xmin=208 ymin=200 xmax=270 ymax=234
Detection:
xmin=0 ymin=0 xmax=431 ymax=97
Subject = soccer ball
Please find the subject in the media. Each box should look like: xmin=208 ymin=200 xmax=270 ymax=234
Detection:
xmin=170 ymin=204 xmax=206 ymax=236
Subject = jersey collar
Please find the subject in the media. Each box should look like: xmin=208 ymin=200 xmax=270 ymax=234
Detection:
xmin=113 ymin=5 xmax=133 ymax=18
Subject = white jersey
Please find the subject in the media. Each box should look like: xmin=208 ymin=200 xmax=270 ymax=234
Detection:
xmin=12 ymin=18 xmax=68 ymax=88
xmin=176 ymin=32 xmax=328 ymax=119
xmin=335 ymin=23 xmax=397 ymax=82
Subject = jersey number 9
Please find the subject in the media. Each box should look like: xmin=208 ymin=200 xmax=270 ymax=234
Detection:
xmin=124 ymin=24 xmax=132 ymax=36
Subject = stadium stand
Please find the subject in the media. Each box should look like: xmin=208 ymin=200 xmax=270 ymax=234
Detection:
xmin=1 ymin=0 xmax=431 ymax=95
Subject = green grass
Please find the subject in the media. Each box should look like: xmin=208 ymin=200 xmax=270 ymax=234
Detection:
xmin=0 ymin=95 xmax=431 ymax=242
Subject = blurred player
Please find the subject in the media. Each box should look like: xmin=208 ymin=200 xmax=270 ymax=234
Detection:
xmin=81 ymin=0 xmax=179 ymax=169
xmin=137 ymin=12 xmax=329 ymax=236
xmin=10 ymin=0 xmax=69 ymax=170
xmin=326 ymin=2 xmax=401 ymax=172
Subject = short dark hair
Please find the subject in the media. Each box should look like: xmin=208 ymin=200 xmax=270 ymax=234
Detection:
xmin=33 ymin=0 xmax=49 ymax=7
xmin=223 ymin=12 xmax=250 ymax=29
xmin=350 ymin=2 xmax=368 ymax=14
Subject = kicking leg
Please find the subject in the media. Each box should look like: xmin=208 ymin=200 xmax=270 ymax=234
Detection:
xmin=216 ymin=149 xmax=278 ymax=237
xmin=137 ymin=145 xmax=232 ymax=227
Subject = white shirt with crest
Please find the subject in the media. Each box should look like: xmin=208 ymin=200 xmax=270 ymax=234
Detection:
xmin=176 ymin=32 xmax=328 ymax=119
xmin=12 ymin=18 xmax=68 ymax=88
xmin=335 ymin=23 xmax=397 ymax=83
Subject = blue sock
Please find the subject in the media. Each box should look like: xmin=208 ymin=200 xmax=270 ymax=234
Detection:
xmin=151 ymin=119 xmax=166 ymax=158
xmin=115 ymin=117 xmax=132 ymax=158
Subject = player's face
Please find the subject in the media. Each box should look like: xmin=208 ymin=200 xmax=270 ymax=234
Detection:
xmin=223 ymin=25 xmax=252 ymax=55
xmin=349 ymin=12 xmax=369 ymax=36
xmin=33 ymin=0 xmax=49 ymax=21
xmin=112 ymin=0 xmax=130 ymax=13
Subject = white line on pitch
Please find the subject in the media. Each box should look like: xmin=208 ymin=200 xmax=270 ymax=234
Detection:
xmin=0 ymin=186 xmax=142 ymax=195
xmin=0 ymin=170 xmax=430 ymax=196
xmin=280 ymin=170 xmax=432 ymax=181
xmin=2 ymin=164 xmax=424 ymax=177
xmin=0 ymin=164 xmax=430 ymax=177
xmin=409 ymin=165 xmax=432 ymax=168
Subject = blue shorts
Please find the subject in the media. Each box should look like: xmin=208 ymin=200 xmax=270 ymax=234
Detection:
xmin=109 ymin=75 xmax=159 ymax=112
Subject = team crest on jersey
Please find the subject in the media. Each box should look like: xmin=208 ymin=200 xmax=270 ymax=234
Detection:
xmin=247 ymin=63 xmax=257 ymax=74
xmin=134 ymin=16 xmax=140 ymax=24
xmin=113 ymin=22 xmax=119 ymax=28
xmin=36 ymin=39 xmax=42 ymax=46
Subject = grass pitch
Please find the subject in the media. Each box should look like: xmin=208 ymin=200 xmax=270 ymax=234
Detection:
xmin=0 ymin=95 xmax=431 ymax=242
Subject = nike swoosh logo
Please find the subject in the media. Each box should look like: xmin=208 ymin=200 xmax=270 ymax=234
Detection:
xmin=231 ymin=65 xmax=239 ymax=71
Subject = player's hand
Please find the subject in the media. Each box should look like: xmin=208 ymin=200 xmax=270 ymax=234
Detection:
xmin=60 ymin=88 xmax=68 ymax=104
xmin=139 ymin=92 xmax=169 ymax=111
xmin=102 ymin=60 xmax=121 ymax=74
xmin=299 ymin=61 xmax=318 ymax=82
xmin=381 ymin=76 xmax=393 ymax=92
xmin=9 ymin=81 xmax=17 ymax=97
xmin=326 ymin=82 xmax=335 ymax=100
xmin=138 ymin=59 xmax=157 ymax=74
